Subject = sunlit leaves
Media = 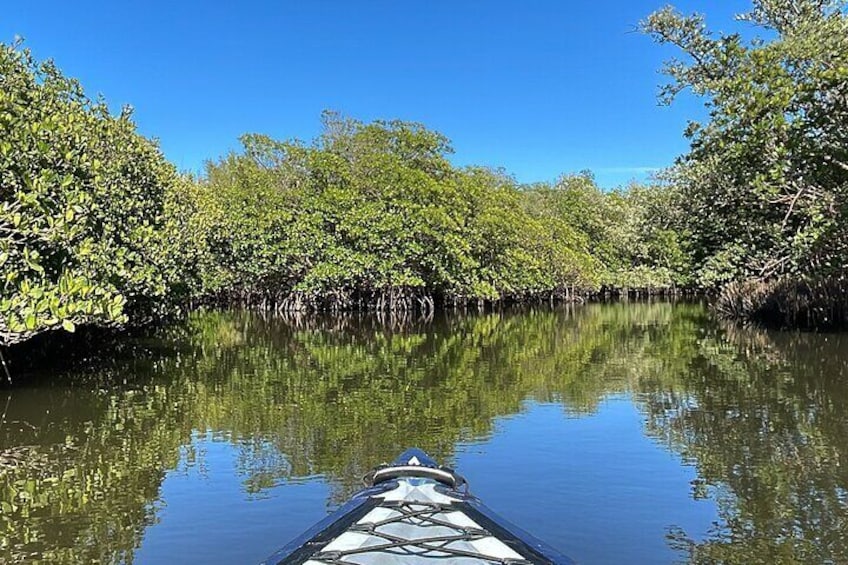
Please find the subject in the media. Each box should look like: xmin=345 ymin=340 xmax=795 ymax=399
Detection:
xmin=0 ymin=43 xmax=194 ymax=346
xmin=642 ymin=1 xmax=848 ymax=289
xmin=195 ymin=114 xmax=604 ymax=307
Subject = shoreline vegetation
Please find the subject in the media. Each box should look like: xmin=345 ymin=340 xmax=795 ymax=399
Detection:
xmin=2 ymin=0 xmax=847 ymax=352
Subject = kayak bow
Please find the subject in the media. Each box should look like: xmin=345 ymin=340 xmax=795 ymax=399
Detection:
xmin=262 ymin=448 xmax=574 ymax=564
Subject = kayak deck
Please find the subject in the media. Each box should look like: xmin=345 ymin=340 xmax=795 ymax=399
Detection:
xmin=263 ymin=449 xmax=573 ymax=565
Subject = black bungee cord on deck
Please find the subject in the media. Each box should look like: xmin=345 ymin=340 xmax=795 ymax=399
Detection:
xmin=308 ymin=498 xmax=534 ymax=565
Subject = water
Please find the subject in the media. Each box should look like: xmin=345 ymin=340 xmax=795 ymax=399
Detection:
xmin=1 ymin=302 xmax=847 ymax=564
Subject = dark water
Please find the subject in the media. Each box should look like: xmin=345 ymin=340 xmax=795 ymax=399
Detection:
xmin=1 ymin=302 xmax=847 ymax=564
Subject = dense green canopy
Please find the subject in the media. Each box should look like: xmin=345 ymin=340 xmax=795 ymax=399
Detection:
xmin=643 ymin=0 xmax=848 ymax=286
xmin=3 ymin=0 xmax=848 ymax=342
xmin=0 ymin=43 xmax=197 ymax=346
xmin=195 ymin=115 xmax=616 ymax=308
xmin=0 ymin=46 xmax=686 ymax=347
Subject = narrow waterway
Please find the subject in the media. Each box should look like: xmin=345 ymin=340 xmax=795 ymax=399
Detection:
xmin=1 ymin=302 xmax=846 ymax=564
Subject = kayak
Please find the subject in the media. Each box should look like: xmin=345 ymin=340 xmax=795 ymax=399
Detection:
xmin=262 ymin=448 xmax=575 ymax=564
xmin=262 ymin=449 xmax=574 ymax=564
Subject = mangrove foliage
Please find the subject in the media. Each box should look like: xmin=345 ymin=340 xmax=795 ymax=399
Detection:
xmin=0 ymin=47 xmax=688 ymax=348
xmin=643 ymin=0 xmax=848 ymax=326
xmin=3 ymin=0 xmax=848 ymax=343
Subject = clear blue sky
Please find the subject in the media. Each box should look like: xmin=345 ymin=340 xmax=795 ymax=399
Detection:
xmin=4 ymin=1 xmax=750 ymax=188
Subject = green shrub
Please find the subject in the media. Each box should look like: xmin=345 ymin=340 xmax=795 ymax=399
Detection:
xmin=0 ymin=43 xmax=193 ymax=345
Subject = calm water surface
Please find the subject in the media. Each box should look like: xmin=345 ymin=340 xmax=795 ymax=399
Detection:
xmin=2 ymin=302 xmax=847 ymax=564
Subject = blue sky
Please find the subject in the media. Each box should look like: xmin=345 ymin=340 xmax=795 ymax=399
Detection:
xmin=4 ymin=1 xmax=751 ymax=188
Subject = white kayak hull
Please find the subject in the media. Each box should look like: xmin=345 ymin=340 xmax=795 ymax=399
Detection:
xmin=263 ymin=449 xmax=574 ymax=565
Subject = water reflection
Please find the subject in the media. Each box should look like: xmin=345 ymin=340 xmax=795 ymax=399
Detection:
xmin=0 ymin=302 xmax=846 ymax=563
xmin=649 ymin=328 xmax=848 ymax=563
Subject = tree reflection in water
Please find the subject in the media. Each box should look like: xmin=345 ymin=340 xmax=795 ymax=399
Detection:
xmin=1 ymin=302 xmax=846 ymax=563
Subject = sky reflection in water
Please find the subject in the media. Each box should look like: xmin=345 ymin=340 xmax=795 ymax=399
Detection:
xmin=2 ymin=302 xmax=847 ymax=564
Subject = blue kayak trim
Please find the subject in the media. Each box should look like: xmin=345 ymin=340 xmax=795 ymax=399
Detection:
xmin=261 ymin=448 xmax=575 ymax=565
xmin=260 ymin=495 xmax=376 ymax=564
